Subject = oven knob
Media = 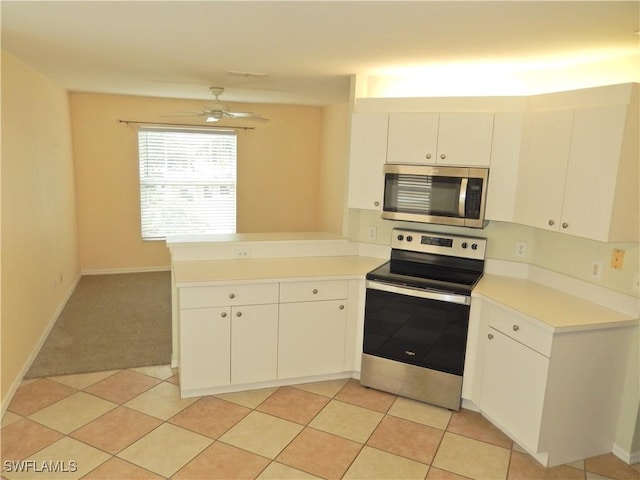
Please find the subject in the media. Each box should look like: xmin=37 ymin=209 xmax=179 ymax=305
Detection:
xmin=397 ymin=234 xmax=404 ymax=241
xmin=406 ymin=236 xmax=413 ymax=242
xmin=461 ymin=242 xmax=468 ymax=249
xmin=471 ymin=243 xmax=478 ymax=250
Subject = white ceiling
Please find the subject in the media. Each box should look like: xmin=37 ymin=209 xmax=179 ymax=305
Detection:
xmin=2 ymin=1 xmax=639 ymax=106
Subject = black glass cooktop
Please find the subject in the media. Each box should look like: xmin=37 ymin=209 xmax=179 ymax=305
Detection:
xmin=366 ymin=260 xmax=483 ymax=295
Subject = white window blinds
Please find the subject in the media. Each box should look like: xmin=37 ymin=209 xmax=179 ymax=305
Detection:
xmin=138 ymin=127 xmax=237 ymax=240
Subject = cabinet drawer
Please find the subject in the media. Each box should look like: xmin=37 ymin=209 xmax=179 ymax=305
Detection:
xmin=180 ymin=283 xmax=278 ymax=309
xmin=487 ymin=305 xmax=552 ymax=357
xmin=279 ymin=280 xmax=349 ymax=303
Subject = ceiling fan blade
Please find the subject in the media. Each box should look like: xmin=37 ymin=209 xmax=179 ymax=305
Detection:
xmin=160 ymin=111 xmax=206 ymax=117
xmin=228 ymin=112 xmax=269 ymax=121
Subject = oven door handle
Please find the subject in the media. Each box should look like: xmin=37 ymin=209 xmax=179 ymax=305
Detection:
xmin=366 ymin=280 xmax=471 ymax=305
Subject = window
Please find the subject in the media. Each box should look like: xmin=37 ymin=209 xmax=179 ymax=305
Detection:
xmin=138 ymin=127 xmax=237 ymax=240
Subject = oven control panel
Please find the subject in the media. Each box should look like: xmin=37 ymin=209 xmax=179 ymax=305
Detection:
xmin=391 ymin=228 xmax=486 ymax=260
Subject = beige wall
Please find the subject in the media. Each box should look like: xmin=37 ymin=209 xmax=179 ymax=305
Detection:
xmin=1 ymin=52 xmax=79 ymax=403
xmin=70 ymin=93 xmax=326 ymax=272
xmin=318 ymin=103 xmax=349 ymax=233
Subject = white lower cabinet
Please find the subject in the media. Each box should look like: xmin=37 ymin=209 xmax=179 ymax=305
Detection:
xmin=179 ymin=306 xmax=231 ymax=390
xmin=278 ymin=280 xmax=349 ymax=379
xmin=476 ymin=300 xmax=635 ymax=466
xmin=481 ymin=326 xmax=549 ymax=451
xmin=279 ymin=299 xmax=347 ymax=379
xmin=231 ymin=304 xmax=278 ymax=384
xmin=178 ymin=283 xmax=279 ymax=395
xmin=178 ymin=278 xmax=351 ymax=396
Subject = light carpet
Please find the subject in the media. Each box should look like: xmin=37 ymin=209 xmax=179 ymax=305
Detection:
xmin=25 ymin=271 xmax=171 ymax=378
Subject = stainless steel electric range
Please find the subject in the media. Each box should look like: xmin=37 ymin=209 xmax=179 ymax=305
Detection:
xmin=360 ymin=228 xmax=486 ymax=411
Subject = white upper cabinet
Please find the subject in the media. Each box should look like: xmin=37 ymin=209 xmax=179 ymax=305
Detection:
xmin=561 ymin=105 xmax=633 ymax=241
xmin=386 ymin=113 xmax=439 ymax=164
xmin=347 ymin=113 xmax=388 ymax=210
xmin=387 ymin=112 xmax=494 ymax=166
xmin=515 ymin=110 xmax=574 ymax=231
xmin=484 ymin=112 xmax=525 ymax=222
xmin=437 ymin=113 xmax=495 ymax=166
xmin=516 ymin=96 xmax=638 ymax=242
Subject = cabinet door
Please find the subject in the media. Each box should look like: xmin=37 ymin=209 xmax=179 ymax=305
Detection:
xmin=278 ymin=300 xmax=347 ymax=379
xmin=179 ymin=307 xmax=231 ymax=391
xmin=387 ymin=113 xmax=439 ymax=164
xmin=481 ymin=327 xmax=549 ymax=451
xmin=437 ymin=113 xmax=494 ymax=166
xmin=515 ymin=110 xmax=574 ymax=231
xmin=484 ymin=112 xmax=525 ymax=221
xmin=347 ymin=113 xmax=388 ymax=210
xmin=561 ymin=105 xmax=627 ymax=241
xmin=231 ymin=304 xmax=278 ymax=385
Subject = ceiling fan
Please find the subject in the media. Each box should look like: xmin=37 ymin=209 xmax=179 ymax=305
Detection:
xmin=169 ymin=87 xmax=269 ymax=123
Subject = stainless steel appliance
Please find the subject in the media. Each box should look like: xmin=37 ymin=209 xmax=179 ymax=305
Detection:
xmin=360 ymin=228 xmax=486 ymax=410
xmin=382 ymin=164 xmax=489 ymax=228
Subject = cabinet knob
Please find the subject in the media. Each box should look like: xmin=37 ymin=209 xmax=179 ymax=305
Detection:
xmin=374 ymin=201 xmax=380 ymax=207
xmin=512 ymin=324 xmax=520 ymax=331
xmin=339 ymin=304 xmax=345 ymax=310
xmin=488 ymin=333 xmax=494 ymax=340
xmin=425 ymin=153 xmax=432 ymax=159
xmin=229 ymin=293 xmax=235 ymax=299
xmin=562 ymin=222 xmax=569 ymax=229
xmin=440 ymin=154 xmax=446 ymax=160
xmin=312 ymin=289 xmax=318 ymax=294
xmin=548 ymin=220 xmax=555 ymax=226
xmin=221 ymin=312 xmax=227 ymax=318
xmin=236 ymin=311 xmax=242 ymax=317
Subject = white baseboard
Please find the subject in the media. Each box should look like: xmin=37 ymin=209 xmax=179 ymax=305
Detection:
xmin=81 ymin=266 xmax=171 ymax=275
xmin=1 ymin=273 xmax=82 ymax=419
xmin=612 ymin=442 xmax=640 ymax=465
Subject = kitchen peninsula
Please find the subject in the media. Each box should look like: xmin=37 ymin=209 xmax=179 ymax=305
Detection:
xmin=167 ymin=232 xmax=386 ymax=398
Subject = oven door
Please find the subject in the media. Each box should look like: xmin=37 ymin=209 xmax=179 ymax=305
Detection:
xmin=363 ymin=280 xmax=470 ymax=377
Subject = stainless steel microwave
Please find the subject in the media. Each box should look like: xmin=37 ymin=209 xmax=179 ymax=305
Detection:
xmin=382 ymin=164 xmax=489 ymax=228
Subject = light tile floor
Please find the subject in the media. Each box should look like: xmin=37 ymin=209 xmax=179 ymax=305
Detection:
xmin=2 ymin=365 xmax=639 ymax=480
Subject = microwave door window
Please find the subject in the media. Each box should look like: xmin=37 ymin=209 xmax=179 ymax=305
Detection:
xmin=430 ymin=177 xmax=462 ymax=217
xmin=385 ymin=174 xmax=461 ymax=217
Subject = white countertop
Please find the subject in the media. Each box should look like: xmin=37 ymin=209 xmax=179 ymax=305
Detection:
xmin=173 ymin=255 xmax=386 ymax=286
xmin=474 ymin=274 xmax=638 ymax=332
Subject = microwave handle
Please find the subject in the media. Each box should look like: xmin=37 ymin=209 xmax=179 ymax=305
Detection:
xmin=458 ymin=177 xmax=468 ymax=217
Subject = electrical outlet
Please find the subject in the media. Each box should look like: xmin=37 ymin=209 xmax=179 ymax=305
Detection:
xmin=368 ymin=226 xmax=377 ymax=241
xmin=234 ymin=248 xmax=251 ymax=259
xmin=515 ymin=241 xmax=528 ymax=258
xmin=611 ymin=249 xmax=625 ymax=270
xmin=591 ymin=261 xmax=602 ymax=281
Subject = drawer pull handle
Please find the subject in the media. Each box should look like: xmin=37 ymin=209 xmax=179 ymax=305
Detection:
xmin=404 ymin=350 xmax=416 ymax=356
xmin=221 ymin=312 xmax=227 ymax=318
xmin=312 ymin=289 xmax=318 ymax=294
xmin=236 ymin=311 xmax=242 ymax=317
xmin=488 ymin=333 xmax=494 ymax=340
xmin=339 ymin=304 xmax=345 ymax=310
xmin=512 ymin=325 xmax=520 ymax=331
xmin=229 ymin=293 xmax=235 ymax=299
